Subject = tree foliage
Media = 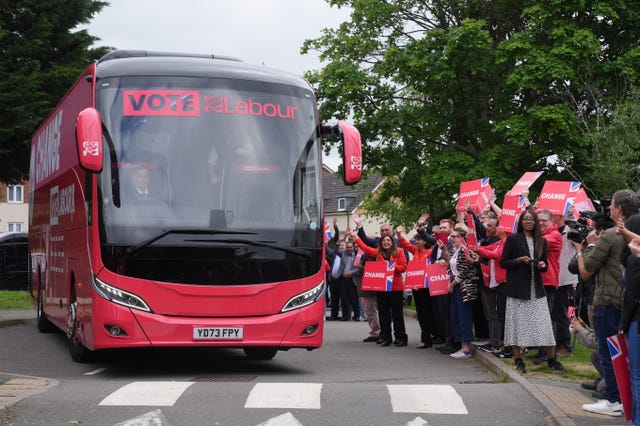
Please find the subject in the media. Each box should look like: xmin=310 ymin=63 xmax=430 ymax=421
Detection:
xmin=0 ymin=0 xmax=111 ymax=183
xmin=303 ymin=0 xmax=640 ymax=225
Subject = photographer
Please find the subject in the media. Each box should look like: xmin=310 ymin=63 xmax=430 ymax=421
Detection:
xmin=574 ymin=189 xmax=640 ymax=417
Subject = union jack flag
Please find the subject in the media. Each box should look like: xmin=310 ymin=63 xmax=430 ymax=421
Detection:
xmin=569 ymin=181 xmax=581 ymax=193
xmin=324 ymin=221 xmax=332 ymax=243
xmin=607 ymin=333 xmax=632 ymax=421
xmin=386 ymin=261 xmax=396 ymax=292
xmin=563 ymin=197 xmax=575 ymax=217
xmin=480 ymin=177 xmax=491 ymax=187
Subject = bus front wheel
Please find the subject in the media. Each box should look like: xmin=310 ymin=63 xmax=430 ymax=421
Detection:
xmin=243 ymin=347 xmax=278 ymax=361
xmin=66 ymin=299 xmax=93 ymax=363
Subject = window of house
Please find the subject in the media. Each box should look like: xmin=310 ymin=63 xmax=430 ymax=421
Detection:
xmin=8 ymin=223 xmax=23 ymax=232
xmin=8 ymin=185 xmax=23 ymax=203
xmin=337 ymin=197 xmax=346 ymax=211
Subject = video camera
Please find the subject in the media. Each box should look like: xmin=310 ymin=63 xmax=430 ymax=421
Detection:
xmin=565 ymin=210 xmax=616 ymax=243
xmin=564 ymin=211 xmax=596 ymax=243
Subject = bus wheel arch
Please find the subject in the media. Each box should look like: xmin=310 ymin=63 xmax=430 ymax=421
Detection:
xmin=36 ymin=270 xmax=55 ymax=333
xmin=66 ymin=275 xmax=93 ymax=362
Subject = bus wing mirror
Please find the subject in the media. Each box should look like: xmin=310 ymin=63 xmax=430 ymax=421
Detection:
xmin=338 ymin=121 xmax=362 ymax=185
xmin=76 ymin=107 xmax=103 ymax=172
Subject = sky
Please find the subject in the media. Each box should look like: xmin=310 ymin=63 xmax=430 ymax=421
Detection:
xmin=83 ymin=0 xmax=350 ymax=169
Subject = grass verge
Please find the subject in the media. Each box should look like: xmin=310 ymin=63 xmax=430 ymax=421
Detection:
xmin=502 ymin=341 xmax=599 ymax=384
xmin=0 ymin=290 xmax=33 ymax=310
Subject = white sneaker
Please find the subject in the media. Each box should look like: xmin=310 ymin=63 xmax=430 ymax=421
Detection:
xmin=581 ymin=399 xmax=622 ymax=417
xmin=450 ymin=349 xmax=472 ymax=359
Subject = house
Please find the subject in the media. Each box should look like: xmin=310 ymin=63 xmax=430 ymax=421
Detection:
xmin=0 ymin=182 xmax=29 ymax=233
xmin=322 ymin=165 xmax=387 ymax=239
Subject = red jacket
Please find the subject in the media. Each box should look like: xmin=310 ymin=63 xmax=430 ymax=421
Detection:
xmin=355 ymin=238 xmax=407 ymax=291
xmin=541 ymin=224 xmax=563 ymax=288
xmin=477 ymin=238 xmax=506 ymax=287
xmin=398 ymin=235 xmax=432 ymax=262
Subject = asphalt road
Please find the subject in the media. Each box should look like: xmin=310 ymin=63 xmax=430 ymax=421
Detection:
xmin=0 ymin=315 xmax=557 ymax=426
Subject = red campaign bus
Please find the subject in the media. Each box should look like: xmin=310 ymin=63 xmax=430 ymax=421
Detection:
xmin=29 ymin=50 xmax=362 ymax=362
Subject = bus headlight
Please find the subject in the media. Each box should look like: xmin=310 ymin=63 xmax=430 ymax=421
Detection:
xmin=281 ymin=281 xmax=325 ymax=313
xmin=93 ymin=276 xmax=151 ymax=312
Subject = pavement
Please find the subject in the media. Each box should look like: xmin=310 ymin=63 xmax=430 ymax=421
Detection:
xmin=0 ymin=310 xmax=58 ymax=424
xmin=0 ymin=309 xmax=631 ymax=425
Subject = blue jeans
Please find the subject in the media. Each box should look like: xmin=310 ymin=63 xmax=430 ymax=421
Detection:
xmin=450 ymin=285 xmax=474 ymax=344
xmin=628 ymin=320 xmax=640 ymax=425
xmin=594 ymin=306 xmax=622 ymax=403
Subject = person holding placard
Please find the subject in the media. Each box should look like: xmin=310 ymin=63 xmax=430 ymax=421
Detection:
xmin=500 ymin=208 xmax=564 ymax=374
xmin=397 ymin=221 xmax=434 ymax=349
xmin=353 ymin=232 xmax=408 ymax=347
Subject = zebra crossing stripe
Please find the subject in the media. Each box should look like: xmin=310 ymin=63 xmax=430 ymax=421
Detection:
xmin=99 ymin=381 xmax=194 ymax=406
xmin=245 ymin=383 xmax=322 ymax=409
xmin=387 ymin=385 xmax=468 ymax=414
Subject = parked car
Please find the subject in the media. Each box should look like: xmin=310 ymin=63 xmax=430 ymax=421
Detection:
xmin=0 ymin=232 xmax=28 ymax=290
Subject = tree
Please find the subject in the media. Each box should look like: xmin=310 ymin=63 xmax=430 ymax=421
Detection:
xmin=0 ymin=0 xmax=111 ymax=183
xmin=303 ymin=0 xmax=640 ymax=225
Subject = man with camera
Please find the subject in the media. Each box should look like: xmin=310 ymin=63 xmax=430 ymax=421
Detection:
xmin=574 ymin=189 xmax=640 ymax=417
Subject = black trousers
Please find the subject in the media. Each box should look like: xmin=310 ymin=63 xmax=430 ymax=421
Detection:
xmin=552 ymin=285 xmax=574 ymax=349
xmin=339 ymin=276 xmax=359 ymax=319
xmin=377 ymin=290 xmax=407 ymax=341
xmin=413 ymin=288 xmax=437 ymax=343
xmin=328 ymin=277 xmax=341 ymax=319
xmin=433 ymin=293 xmax=452 ymax=344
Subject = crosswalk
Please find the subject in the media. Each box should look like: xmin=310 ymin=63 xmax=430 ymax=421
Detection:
xmin=100 ymin=381 xmax=468 ymax=421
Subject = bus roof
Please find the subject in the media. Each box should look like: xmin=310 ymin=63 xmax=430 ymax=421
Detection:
xmin=95 ymin=50 xmax=312 ymax=90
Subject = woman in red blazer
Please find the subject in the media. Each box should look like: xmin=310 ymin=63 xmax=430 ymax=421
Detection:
xmin=353 ymin=232 xmax=408 ymax=346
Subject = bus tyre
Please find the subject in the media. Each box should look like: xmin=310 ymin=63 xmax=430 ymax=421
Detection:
xmin=243 ymin=347 xmax=278 ymax=361
xmin=66 ymin=300 xmax=93 ymax=363
xmin=36 ymin=289 xmax=55 ymax=333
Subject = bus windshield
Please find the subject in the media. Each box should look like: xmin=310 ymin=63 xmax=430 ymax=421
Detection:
xmin=95 ymin=76 xmax=323 ymax=285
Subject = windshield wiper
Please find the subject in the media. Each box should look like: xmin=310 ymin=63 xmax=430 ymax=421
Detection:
xmin=126 ymin=229 xmax=256 ymax=256
xmin=210 ymin=238 xmax=311 ymax=257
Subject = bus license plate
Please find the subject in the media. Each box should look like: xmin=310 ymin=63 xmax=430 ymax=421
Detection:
xmin=193 ymin=327 xmax=243 ymax=340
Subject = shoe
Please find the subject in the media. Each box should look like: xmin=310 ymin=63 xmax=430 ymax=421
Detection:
xmin=532 ymin=352 xmax=547 ymax=365
xmin=514 ymin=358 xmax=527 ymax=374
xmin=339 ymin=317 xmax=349 ymax=322
xmin=394 ymin=339 xmax=408 ymax=347
xmin=376 ymin=338 xmax=384 ymax=344
xmin=592 ymin=390 xmax=606 ymax=400
xmin=581 ymin=379 xmax=598 ymax=391
xmin=547 ymin=358 xmax=565 ymax=371
xmin=556 ymin=347 xmax=572 ymax=357
xmin=363 ymin=336 xmax=379 ymax=343
xmin=581 ymin=399 xmax=622 ymax=417
xmin=416 ymin=342 xmax=432 ymax=349
xmin=450 ymin=349 xmax=472 ymax=359
xmin=478 ymin=343 xmax=500 ymax=353
xmin=353 ymin=317 xmax=360 ymax=322
xmin=438 ymin=342 xmax=461 ymax=351
xmin=439 ymin=345 xmax=461 ymax=354
xmin=432 ymin=336 xmax=446 ymax=345
xmin=325 ymin=316 xmax=338 ymax=321
xmin=380 ymin=340 xmax=392 ymax=347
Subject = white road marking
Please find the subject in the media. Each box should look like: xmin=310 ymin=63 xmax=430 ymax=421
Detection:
xmin=112 ymin=409 xmax=169 ymax=425
xmin=245 ymin=383 xmax=322 ymax=409
xmin=99 ymin=381 xmax=194 ymax=406
xmin=405 ymin=416 xmax=429 ymax=426
xmin=256 ymin=412 xmax=304 ymax=426
xmin=387 ymin=385 xmax=468 ymax=414
xmin=84 ymin=368 xmax=107 ymax=376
